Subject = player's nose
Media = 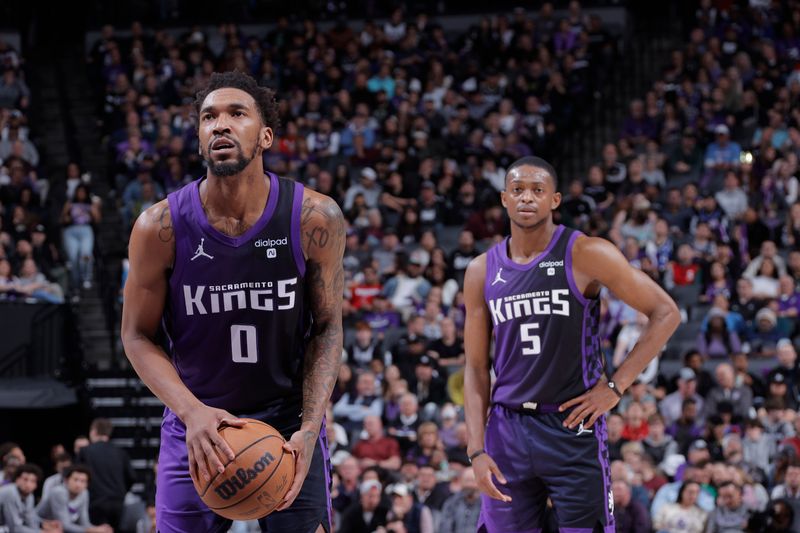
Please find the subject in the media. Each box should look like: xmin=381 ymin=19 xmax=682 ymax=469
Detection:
xmin=212 ymin=116 xmax=232 ymax=135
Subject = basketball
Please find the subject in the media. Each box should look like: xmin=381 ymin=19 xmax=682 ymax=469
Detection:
xmin=191 ymin=419 xmax=295 ymax=521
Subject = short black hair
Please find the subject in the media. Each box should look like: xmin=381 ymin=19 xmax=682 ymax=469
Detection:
xmin=63 ymin=464 xmax=91 ymax=481
xmin=14 ymin=463 xmax=42 ymax=481
xmin=195 ymin=71 xmax=280 ymax=130
xmin=505 ymin=156 xmax=559 ymax=190
xmin=90 ymin=418 xmax=113 ymax=437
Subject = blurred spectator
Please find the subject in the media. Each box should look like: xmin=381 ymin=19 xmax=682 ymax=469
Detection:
xmin=438 ymin=468 xmax=480 ymax=533
xmin=642 ymin=414 xmax=679 ymax=466
xmin=661 ymin=368 xmax=705 ymax=426
xmin=612 ymin=479 xmax=651 ymax=533
xmin=704 ymin=363 xmax=753 ymax=420
xmin=77 ymin=419 xmax=135 ymax=530
xmin=414 ymin=464 xmax=450 ymax=514
xmin=338 ymin=479 xmax=388 ymax=533
xmin=704 ymin=481 xmax=750 ymax=533
xmin=0 ymin=69 xmax=30 ymax=110
xmin=14 ymin=258 xmax=64 ymax=304
xmin=60 ymin=184 xmax=101 ymax=291
xmin=334 ymin=371 xmax=384 ymax=439
xmin=351 ymin=415 xmax=401 ymax=471
xmin=36 ymin=464 xmax=113 ymax=533
xmin=0 ymin=464 xmax=61 ymax=532
xmin=653 ymin=480 xmax=708 ymax=533
xmin=41 ymin=453 xmax=72 ymax=502
xmin=385 ymin=483 xmax=433 ymax=533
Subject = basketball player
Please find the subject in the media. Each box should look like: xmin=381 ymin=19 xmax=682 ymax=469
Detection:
xmin=121 ymin=71 xmax=343 ymax=533
xmin=463 ymin=157 xmax=680 ymax=532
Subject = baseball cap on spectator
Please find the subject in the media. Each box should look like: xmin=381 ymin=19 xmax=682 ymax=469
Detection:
xmin=420 ymin=180 xmax=435 ymax=190
xmin=707 ymin=307 xmax=726 ymax=320
xmin=714 ymin=124 xmax=730 ymax=136
xmin=361 ymin=167 xmax=377 ymax=181
xmin=441 ymin=405 xmax=457 ymax=420
xmin=755 ymin=308 xmax=777 ymax=328
xmin=388 ymin=483 xmax=410 ymax=497
xmin=408 ymin=249 xmax=428 ymax=267
xmin=32 ymin=224 xmax=45 ymax=233
xmin=413 ymin=131 xmax=429 ymax=141
xmin=417 ymin=355 xmax=434 ymax=367
xmin=689 ymin=439 xmax=708 ymax=452
xmin=408 ymin=79 xmax=422 ymax=93
xmin=678 ymin=367 xmax=696 ymax=382
xmin=330 ymin=450 xmax=352 ymax=467
xmin=771 ymin=371 xmax=787 ymax=385
xmin=777 ymin=338 xmax=794 ymax=349
xmin=360 ymin=479 xmax=382 ymax=495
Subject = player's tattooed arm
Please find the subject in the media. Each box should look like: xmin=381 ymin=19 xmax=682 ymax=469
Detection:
xmin=278 ymin=191 xmax=344 ymax=512
xmin=153 ymin=204 xmax=174 ymax=243
xmin=300 ymin=192 xmax=345 ymax=434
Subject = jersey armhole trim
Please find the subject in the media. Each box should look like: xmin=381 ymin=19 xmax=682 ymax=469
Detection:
xmin=166 ymin=192 xmax=187 ymax=282
xmin=291 ymin=182 xmax=306 ymax=277
xmin=565 ymin=230 xmax=590 ymax=306
xmin=483 ymin=247 xmax=493 ymax=298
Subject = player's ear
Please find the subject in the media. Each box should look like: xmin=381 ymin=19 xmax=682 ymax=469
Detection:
xmin=551 ymin=191 xmax=562 ymax=210
xmin=260 ymin=126 xmax=273 ymax=152
xmin=500 ymin=190 xmax=507 ymax=209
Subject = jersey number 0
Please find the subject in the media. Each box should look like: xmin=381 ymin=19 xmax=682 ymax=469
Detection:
xmin=231 ymin=324 xmax=258 ymax=363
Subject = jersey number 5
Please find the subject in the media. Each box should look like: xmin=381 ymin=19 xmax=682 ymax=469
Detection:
xmin=520 ymin=323 xmax=541 ymax=356
xmin=231 ymin=324 xmax=258 ymax=363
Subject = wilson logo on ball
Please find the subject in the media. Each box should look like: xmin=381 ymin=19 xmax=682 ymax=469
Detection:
xmin=213 ymin=451 xmax=276 ymax=501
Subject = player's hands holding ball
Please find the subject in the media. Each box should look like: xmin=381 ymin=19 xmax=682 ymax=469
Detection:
xmin=183 ymin=405 xmax=246 ymax=482
xmin=276 ymin=429 xmax=317 ymax=512
xmin=472 ymin=452 xmax=512 ymax=503
xmin=559 ymin=379 xmax=621 ymax=430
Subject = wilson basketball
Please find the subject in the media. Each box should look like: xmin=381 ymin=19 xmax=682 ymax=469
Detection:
xmin=191 ymin=419 xmax=295 ymax=520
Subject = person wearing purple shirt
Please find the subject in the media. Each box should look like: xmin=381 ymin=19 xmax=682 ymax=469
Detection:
xmin=121 ymin=71 xmax=344 ymax=533
xmin=777 ymin=274 xmax=800 ymax=319
xmin=463 ymin=156 xmax=679 ymax=533
xmin=620 ymin=99 xmax=658 ymax=146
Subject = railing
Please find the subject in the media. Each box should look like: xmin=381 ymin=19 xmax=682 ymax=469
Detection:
xmin=0 ymin=301 xmax=81 ymax=379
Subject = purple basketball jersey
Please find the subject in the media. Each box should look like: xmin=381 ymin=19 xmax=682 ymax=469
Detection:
xmin=484 ymin=225 xmax=604 ymax=406
xmin=163 ymin=173 xmax=310 ymax=414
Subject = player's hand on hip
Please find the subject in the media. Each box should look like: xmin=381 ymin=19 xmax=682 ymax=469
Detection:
xmin=559 ymin=382 xmax=620 ymax=430
xmin=276 ymin=428 xmax=317 ymax=512
xmin=183 ymin=405 xmax=246 ymax=482
xmin=473 ymin=453 xmax=512 ymax=503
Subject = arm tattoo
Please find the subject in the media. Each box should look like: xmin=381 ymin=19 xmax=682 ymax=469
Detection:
xmin=301 ymin=196 xmax=345 ymax=433
xmin=155 ymin=206 xmax=174 ymax=243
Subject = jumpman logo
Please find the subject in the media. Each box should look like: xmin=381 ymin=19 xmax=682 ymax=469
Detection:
xmin=190 ymin=238 xmax=214 ymax=261
xmin=576 ymin=422 xmax=593 ymax=436
xmin=491 ymin=267 xmax=507 ymax=286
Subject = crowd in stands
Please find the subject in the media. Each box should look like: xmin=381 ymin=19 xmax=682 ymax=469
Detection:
xmin=2 ymin=0 xmax=800 ymax=531
xmin=0 ymin=38 xmax=102 ymax=304
xmin=0 ymin=420 xmax=136 ymax=533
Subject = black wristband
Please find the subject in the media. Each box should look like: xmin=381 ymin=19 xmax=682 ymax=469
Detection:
xmin=468 ymin=449 xmax=486 ymax=464
xmin=607 ymin=380 xmax=624 ymax=398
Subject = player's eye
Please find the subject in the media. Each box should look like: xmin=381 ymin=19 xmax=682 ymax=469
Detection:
xmin=202 ymin=114 xmax=213 ymax=121
xmin=232 ymin=111 xmax=244 ymax=117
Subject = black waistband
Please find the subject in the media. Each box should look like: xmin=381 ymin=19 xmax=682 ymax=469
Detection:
xmin=495 ymin=402 xmax=562 ymax=415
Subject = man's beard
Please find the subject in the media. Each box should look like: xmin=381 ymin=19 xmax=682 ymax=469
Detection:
xmin=204 ymin=138 xmax=258 ymax=177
